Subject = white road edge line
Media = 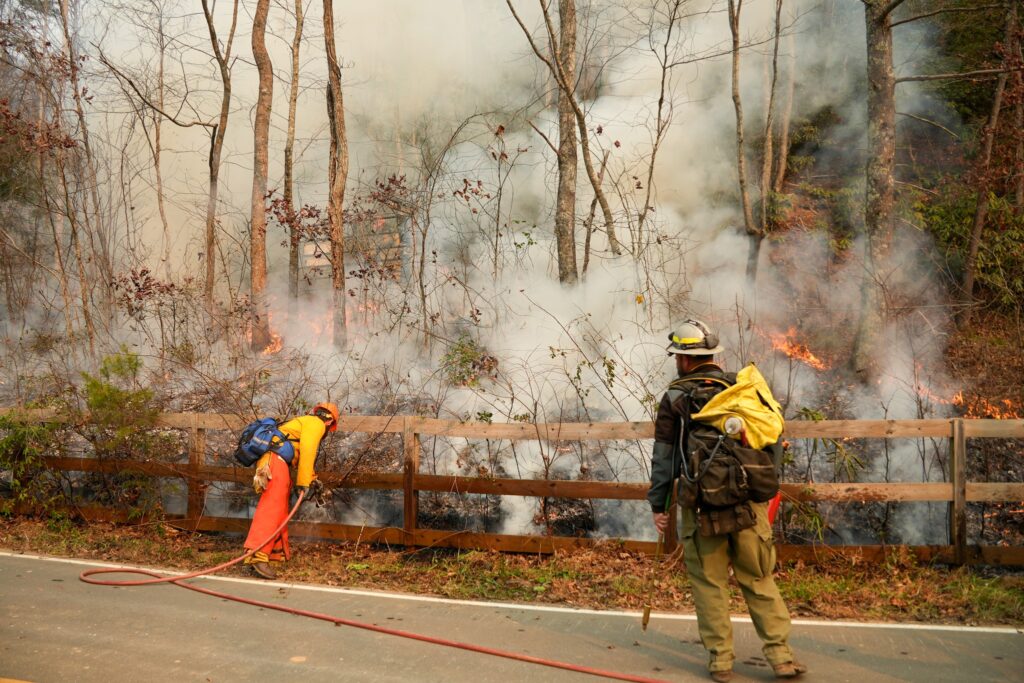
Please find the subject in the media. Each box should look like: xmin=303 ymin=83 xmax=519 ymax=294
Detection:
xmin=3 ymin=550 xmax=1020 ymax=635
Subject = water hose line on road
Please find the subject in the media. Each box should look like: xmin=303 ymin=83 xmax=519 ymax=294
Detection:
xmin=79 ymin=491 xmax=670 ymax=683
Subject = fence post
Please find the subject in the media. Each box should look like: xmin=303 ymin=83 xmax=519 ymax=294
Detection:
xmin=403 ymin=417 xmax=420 ymax=537
xmin=949 ymin=417 xmax=966 ymax=565
xmin=187 ymin=413 xmax=206 ymax=531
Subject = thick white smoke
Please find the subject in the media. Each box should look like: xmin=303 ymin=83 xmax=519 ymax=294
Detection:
xmin=32 ymin=0 xmax=963 ymax=543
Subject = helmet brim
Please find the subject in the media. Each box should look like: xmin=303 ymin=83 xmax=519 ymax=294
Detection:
xmin=667 ymin=343 xmax=724 ymax=356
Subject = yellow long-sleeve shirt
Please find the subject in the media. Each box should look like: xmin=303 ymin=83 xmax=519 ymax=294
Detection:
xmin=256 ymin=414 xmax=326 ymax=488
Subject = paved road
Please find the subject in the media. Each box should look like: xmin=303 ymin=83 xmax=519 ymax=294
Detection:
xmin=0 ymin=551 xmax=1021 ymax=682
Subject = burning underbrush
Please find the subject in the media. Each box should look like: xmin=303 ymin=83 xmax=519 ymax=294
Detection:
xmin=968 ymin=430 xmax=1024 ymax=548
xmin=947 ymin=312 xmax=1024 ymax=549
xmin=418 ymin=493 xmax=503 ymax=532
xmin=743 ymin=310 xmax=1022 ymax=549
xmin=1 ymin=293 xmax=1020 ymax=557
xmin=762 ymin=326 xmax=832 ymax=371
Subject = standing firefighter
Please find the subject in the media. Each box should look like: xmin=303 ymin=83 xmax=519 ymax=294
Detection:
xmin=243 ymin=402 xmax=339 ymax=580
xmin=647 ymin=320 xmax=806 ymax=682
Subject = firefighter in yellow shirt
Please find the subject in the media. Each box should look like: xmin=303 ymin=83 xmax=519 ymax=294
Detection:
xmin=243 ymin=402 xmax=339 ymax=579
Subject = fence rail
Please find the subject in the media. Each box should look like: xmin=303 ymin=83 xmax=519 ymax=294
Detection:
xmin=3 ymin=409 xmax=1024 ymax=565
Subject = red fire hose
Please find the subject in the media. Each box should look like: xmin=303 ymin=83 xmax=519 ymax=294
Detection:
xmin=80 ymin=491 xmax=669 ymax=683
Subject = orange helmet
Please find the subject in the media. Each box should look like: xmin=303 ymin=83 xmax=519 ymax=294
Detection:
xmin=311 ymin=402 xmax=340 ymax=432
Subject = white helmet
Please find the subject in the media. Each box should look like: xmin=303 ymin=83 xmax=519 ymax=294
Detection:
xmin=666 ymin=319 xmax=724 ymax=355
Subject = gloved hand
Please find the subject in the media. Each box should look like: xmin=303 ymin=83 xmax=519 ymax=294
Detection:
xmin=308 ymin=479 xmax=329 ymax=507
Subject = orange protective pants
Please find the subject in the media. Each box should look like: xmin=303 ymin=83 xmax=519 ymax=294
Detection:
xmin=244 ymin=454 xmax=292 ymax=562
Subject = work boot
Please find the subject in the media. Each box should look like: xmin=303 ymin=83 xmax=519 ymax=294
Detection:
xmin=772 ymin=661 xmax=808 ymax=678
xmin=710 ymin=670 xmax=733 ymax=683
xmin=251 ymin=561 xmax=277 ymax=580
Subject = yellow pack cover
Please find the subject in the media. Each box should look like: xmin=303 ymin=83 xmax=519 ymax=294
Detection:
xmin=691 ymin=363 xmax=784 ymax=450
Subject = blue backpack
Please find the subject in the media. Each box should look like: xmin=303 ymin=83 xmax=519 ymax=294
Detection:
xmin=233 ymin=417 xmax=295 ymax=466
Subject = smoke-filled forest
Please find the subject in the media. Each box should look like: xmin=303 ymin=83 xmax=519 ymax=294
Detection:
xmin=0 ymin=0 xmax=1022 ymax=547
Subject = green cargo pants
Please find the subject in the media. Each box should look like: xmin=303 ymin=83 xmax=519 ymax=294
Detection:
xmin=680 ymin=501 xmax=794 ymax=674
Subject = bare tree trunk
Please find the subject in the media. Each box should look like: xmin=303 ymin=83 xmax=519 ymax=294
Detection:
xmin=57 ymin=150 xmax=96 ymax=356
xmin=760 ymin=0 xmax=783 ymax=235
xmin=33 ymin=32 xmax=77 ymax=341
xmin=324 ymin=0 xmax=349 ymax=349
xmin=152 ymin=11 xmax=172 ymax=280
xmin=41 ymin=157 xmax=76 ymax=340
xmin=961 ymin=80 xmax=1006 ymax=324
xmin=285 ymin=0 xmax=305 ymax=301
xmin=773 ymin=30 xmax=796 ymax=194
xmin=57 ymin=0 xmax=99 ymax=355
xmin=850 ymin=0 xmax=908 ymax=379
xmin=554 ymin=0 xmax=578 ymax=284
xmin=59 ymin=0 xmax=102 ymax=343
xmin=507 ymin=0 xmax=621 ymax=257
xmin=152 ymin=127 xmax=172 ymax=280
xmin=418 ymin=212 xmax=430 ymax=343
xmin=48 ymin=214 xmax=77 ymax=341
xmin=59 ymin=0 xmax=113 ymax=315
xmin=960 ymin=2 xmax=1016 ymax=327
xmin=249 ymin=0 xmax=273 ymax=351
xmin=1015 ymin=86 xmax=1024 ymax=211
xmin=727 ymin=0 xmax=755 ymax=237
xmin=1013 ymin=10 xmax=1024 ymax=212
xmin=546 ymin=3 xmax=620 ymax=258
xmin=201 ymin=0 xmax=239 ymax=311
xmin=728 ymin=0 xmax=760 ymax=283
xmin=581 ymin=149 xmax=609 ymax=276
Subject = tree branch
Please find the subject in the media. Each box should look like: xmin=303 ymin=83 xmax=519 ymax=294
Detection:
xmin=666 ymin=32 xmax=785 ymax=68
xmin=505 ymin=0 xmax=560 ymax=77
xmin=0 ymin=226 xmax=61 ymax=278
xmin=877 ymin=0 xmax=910 ymax=21
xmin=896 ymin=66 xmax=1024 ymax=83
xmin=96 ymin=49 xmax=214 ymax=129
xmin=527 ymin=119 xmax=558 ymax=153
xmin=891 ymin=3 xmax=1002 ymax=28
xmin=896 ymin=111 xmax=960 ymax=139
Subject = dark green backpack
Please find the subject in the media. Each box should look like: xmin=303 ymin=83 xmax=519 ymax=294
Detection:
xmin=674 ymin=376 xmax=779 ymax=511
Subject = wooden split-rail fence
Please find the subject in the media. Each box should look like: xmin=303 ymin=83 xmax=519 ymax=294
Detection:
xmin=4 ymin=410 xmax=1024 ymax=565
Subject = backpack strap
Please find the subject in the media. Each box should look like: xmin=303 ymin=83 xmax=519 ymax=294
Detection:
xmin=674 ymin=375 xmax=733 ymax=485
xmin=273 ymin=417 xmax=300 ymax=444
xmin=679 ymin=390 xmax=695 ymax=483
xmin=668 ymin=375 xmax=733 ymax=391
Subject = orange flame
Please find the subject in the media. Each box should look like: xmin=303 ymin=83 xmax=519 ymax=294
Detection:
xmin=296 ymin=309 xmax=332 ymax=339
xmin=261 ymin=333 xmax=283 ymax=356
xmin=358 ymin=300 xmax=381 ymax=314
xmin=953 ymin=393 xmax=1021 ymax=419
xmin=260 ymin=310 xmax=284 ymax=355
xmin=765 ymin=327 xmax=829 ymax=370
xmin=915 ymin=384 xmax=955 ymax=407
xmin=913 ymin=388 xmax=1021 ymax=419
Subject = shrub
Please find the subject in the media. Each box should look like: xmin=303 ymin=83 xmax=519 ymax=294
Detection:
xmin=918 ymin=190 xmax=1024 ymax=311
xmin=72 ymin=347 xmax=175 ymax=517
xmin=441 ymin=336 xmax=498 ymax=388
xmin=0 ymin=415 xmax=63 ymax=515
